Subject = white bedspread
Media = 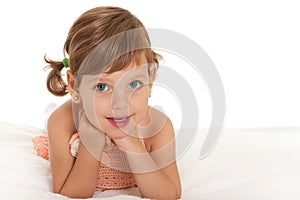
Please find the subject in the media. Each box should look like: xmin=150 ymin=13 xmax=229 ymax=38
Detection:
xmin=0 ymin=122 xmax=299 ymax=200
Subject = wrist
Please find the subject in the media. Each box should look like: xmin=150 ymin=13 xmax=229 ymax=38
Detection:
xmin=113 ymin=136 xmax=147 ymax=153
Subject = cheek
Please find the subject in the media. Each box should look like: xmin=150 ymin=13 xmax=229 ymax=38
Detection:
xmin=93 ymin=96 xmax=112 ymax=131
xmin=129 ymin=89 xmax=149 ymax=114
xmin=94 ymin=96 xmax=111 ymax=116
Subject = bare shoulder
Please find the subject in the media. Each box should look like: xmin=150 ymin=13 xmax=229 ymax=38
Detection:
xmin=48 ymin=99 xmax=76 ymax=137
xmin=47 ymin=99 xmax=78 ymax=192
xmin=47 ymin=99 xmax=77 ymax=157
xmin=144 ymin=107 xmax=175 ymax=152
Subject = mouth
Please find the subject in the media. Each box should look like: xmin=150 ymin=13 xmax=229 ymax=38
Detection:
xmin=106 ymin=115 xmax=132 ymax=128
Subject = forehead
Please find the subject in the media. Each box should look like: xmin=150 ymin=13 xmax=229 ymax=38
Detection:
xmin=81 ymin=59 xmax=149 ymax=86
xmin=101 ymin=57 xmax=149 ymax=79
xmin=104 ymin=52 xmax=149 ymax=73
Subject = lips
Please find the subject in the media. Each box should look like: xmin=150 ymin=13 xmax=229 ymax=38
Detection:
xmin=107 ymin=115 xmax=132 ymax=128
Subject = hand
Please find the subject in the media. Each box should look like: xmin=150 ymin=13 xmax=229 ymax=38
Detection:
xmin=112 ymin=126 xmax=145 ymax=154
xmin=77 ymin=111 xmax=106 ymax=161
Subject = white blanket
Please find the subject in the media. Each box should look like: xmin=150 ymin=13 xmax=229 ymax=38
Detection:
xmin=0 ymin=122 xmax=299 ymax=199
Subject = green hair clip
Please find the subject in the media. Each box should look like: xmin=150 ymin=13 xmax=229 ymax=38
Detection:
xmin=62 ymin=58 xmax=69 ymax=68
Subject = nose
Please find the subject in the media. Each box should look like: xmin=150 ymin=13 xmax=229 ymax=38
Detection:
xmin=111 ymin=89 xmax=129 ymax=110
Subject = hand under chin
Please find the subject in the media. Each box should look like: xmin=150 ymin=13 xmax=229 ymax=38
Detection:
xmin=112 ymin=135 xmax=146 ymax=153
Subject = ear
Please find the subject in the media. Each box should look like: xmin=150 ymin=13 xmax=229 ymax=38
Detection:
xmin=67 ymin=70 xmax=75 ymax=96
xmin=148 ymin=63 xmax=157 ymax=84
xmin=72 ymin=89 xmax=81 ymax=104
xmin=148 ymin=64 xmax=157 ymax=97
xmin=67 ymin=70 xmax=81 ymax=103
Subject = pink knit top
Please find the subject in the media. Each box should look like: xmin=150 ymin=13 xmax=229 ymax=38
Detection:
xmin=32 ymin=134 xmax=136 ymax=191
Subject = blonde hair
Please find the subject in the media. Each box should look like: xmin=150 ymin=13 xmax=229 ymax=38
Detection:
xmin=45 ymin=6 xmax=161 ymax=96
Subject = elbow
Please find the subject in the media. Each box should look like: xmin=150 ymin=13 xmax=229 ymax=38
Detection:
xmin=52 ymin=185 xmax=61 ymax=195
xmin=168 ymin=185 xmax=181 ymax=200
xmin=170 ymin=189 xmax=181 ymax=200
xmin=176 ymin=191 xmax=182 ymax=199
xmin=53 ymin=185 xmax=94 ymax=199
xmin=56 ymin=191 xmax=94 ymax=199
xmin=145 ymin=187 xmax=181 ymax=200
xmin=165 ymin=183 xmax=181 ymax=200
xmin=176 ymin=186 xmax=182 ymax=199
xmin=163 ymin=192 xmax=181 ymax=200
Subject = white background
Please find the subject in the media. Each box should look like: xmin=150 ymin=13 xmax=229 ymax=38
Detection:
xmin=0 ymin=0 xmax=299 ymax=129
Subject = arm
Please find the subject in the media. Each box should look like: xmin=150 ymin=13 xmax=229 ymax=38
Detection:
xmin=113 ymin=117 xmax=182 ymax=200
xmin=48 ymin=100 xmax=103 ymax=198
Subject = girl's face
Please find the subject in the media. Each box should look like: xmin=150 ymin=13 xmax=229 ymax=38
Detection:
xmin=79 ymin=56 xmax=153 ymax=138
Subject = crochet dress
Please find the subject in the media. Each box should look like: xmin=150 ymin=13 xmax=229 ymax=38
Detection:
xmin=32 ymin=133 xmax=137 ymax=191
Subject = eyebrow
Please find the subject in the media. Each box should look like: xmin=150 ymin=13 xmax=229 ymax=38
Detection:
xmin=98 ymin=76 xmax=114 ymax=84
xmin=131 ymin=73 xmax=148 ymax=80
xmin=81 ymin=74 xmax=101 ymax=85
xmin=99 ymin=72 xmax=148 ymax=83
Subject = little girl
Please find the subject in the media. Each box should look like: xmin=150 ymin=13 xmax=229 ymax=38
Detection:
xmin=32 ymin=6 xmax=181 ymax=199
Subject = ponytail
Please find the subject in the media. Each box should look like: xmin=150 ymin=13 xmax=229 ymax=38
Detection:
xmin=44 ymin=55 xmax=68 ymax=96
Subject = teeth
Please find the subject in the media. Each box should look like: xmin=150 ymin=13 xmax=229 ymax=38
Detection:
xmin=113 ymin=118 xmax=127 ymax=123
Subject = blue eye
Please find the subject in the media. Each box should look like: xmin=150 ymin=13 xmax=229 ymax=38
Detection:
xmin=128 ymin=81 xmax=141 ymax=89
xmin=96 ymin=83 xmax=108 ymax=91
